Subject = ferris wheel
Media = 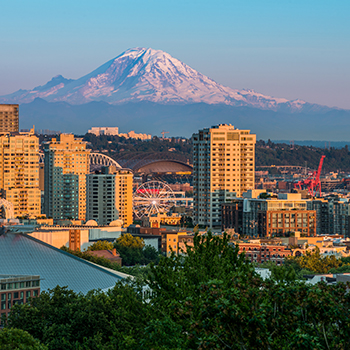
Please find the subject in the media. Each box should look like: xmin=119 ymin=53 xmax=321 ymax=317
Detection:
xmin=133 ymin=181 xmax=176 ymax=218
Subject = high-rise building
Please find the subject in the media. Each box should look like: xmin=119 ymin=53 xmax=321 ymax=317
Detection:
xmin=114 ymin=168 xmax=133 ymax=227
xmin=192 ymin=124 xmax=256 ymax=229
xmin=86 ymin=170 xmax=118 ymax=226
xmin=0 ymin=104 xmax=19 ymax=134
xmin=86 ymin=166 xmax=133 ymax=227
xmin=43 ymin=134 xmax=90 ymax=221
xmin=0 ymin=128 xmax=41 ymax=217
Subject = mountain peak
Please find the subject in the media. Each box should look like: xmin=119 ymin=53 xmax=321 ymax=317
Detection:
xmin=0 ymin=47 xmax=308 ymax=111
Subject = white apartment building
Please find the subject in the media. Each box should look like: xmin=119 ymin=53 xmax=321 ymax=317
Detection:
xmin=88 ymin=127 xmax=119 ymax=136
xmin=192 ymin=124 xmax=256 ymax=229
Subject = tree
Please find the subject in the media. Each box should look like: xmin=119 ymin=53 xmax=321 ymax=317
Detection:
xmin=0 ymin=327 xmax=47 ymax=349
xmin=5 ymin=284 xmax=151 ymax=349
xmin=114 ymin=234 xmax=146 ymax=266
xmin=142 ymin=245 xmax=160 ymax=264
xmin=286 ymin=246 xmax=341 ymax=274
xmin=6 ymin=231 xmax=350 ymax=349
xmin=146 ymin=231 xmax=256 ymax=348
xmin=86 ymin=240 xmax=114 ymax=251
xmin=116 ymin=233 xmax=144 ymax=249
xmin=180 ymin=215 xmax=194 ymax=228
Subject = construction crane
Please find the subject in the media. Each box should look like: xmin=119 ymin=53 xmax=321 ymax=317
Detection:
xmin=161 ymin=130 xmax=169 ymax=139
xmin=294 ymin=155 xmax=325 ymax=197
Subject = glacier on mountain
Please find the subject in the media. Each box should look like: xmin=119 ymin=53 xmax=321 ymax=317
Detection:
xmin=0 ymin=47 xmax=309 ymax=111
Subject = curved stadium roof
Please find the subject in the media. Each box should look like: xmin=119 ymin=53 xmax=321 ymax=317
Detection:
xmin=0 ymin=232 xmax=129 ymax=294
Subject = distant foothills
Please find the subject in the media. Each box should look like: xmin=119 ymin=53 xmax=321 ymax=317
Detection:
xmin=76 ymin=134 xmax=350 ymax=172
xmin=0 ymin=47 xmax=349 ymax=140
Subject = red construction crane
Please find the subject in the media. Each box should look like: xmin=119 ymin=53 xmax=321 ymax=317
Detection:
xmin=294 ymin=155 xmax=325 ymax=197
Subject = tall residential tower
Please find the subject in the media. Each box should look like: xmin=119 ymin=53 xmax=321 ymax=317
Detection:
xmin=192 ymin=124 xmax=256 ymax=229
xmin=0 ymin=127 xmax=41 ymax=217
xmin=43 ymin=134 xmax=90 ymax=221
xmin=86 ymin=166 xmax=133 ymax=227
xmin=0 ymin=104 xmax=19 ymax=134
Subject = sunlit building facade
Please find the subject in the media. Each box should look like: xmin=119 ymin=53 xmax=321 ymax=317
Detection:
xmin=192 ymin=124 xmax=256 ymax=228
xmin=43 ymin=134 xmax=90 ymax=220
xmin=0 ymin=128 xmax=41 ymax=217
xmin=0 ymin=104 xmax=19 ymax=134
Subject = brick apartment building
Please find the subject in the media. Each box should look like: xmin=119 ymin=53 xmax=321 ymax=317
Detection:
xmin=236 ymin=243 xmax=292 ymax=265
xmin=0 ymin=274 xmax=40 ymax=321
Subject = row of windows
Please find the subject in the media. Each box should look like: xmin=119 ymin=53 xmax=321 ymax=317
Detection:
xmin=0 ymin=280 xmax=39 ymax=290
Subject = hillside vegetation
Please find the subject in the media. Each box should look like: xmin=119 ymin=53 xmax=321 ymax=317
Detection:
xmin=256 ymin=140 xmax=350 ymax=172
xmin=43 ymin=135 xmax=350 ymax=172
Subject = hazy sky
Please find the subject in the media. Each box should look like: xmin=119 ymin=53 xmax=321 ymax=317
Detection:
xmin=1 ymin=0 xmax=349 ymax=108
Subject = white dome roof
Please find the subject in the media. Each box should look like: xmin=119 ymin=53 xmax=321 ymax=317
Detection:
xmin=85 ymin=220 xmax=98 ymax=226
xmin=109 ymin=219 xmax=123 ymax=227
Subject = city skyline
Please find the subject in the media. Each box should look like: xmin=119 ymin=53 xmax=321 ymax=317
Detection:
xmin=0 ymin=1 xmax=349 ymax=109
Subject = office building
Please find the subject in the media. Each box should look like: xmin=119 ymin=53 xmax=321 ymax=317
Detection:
xmin=192 ymin=124 xmax=256 ymax=228
xmin=221 ymin=192 xmax=316 ymax=237
xmin=0 ymin=128 xmax=41 ymax=217
xmin=308 ymin=196 xmax=350 ymax=237
xmin=86 ymin=167 xmax=133 ymax=227
xmin=0 ymin=104 xmax=19 ymax=134
xmin=43 ymin=134 xmax=90 ymax=221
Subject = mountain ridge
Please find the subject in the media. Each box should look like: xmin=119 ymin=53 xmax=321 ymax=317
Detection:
xmin=0 ymin=47 xmax=334 ymax=113
xmin=18 ymin=98 xmax=350 ymax=141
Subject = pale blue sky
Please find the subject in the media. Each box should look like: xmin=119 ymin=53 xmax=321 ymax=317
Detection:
xmin=1 ymin=0 xmax=349 ymax=108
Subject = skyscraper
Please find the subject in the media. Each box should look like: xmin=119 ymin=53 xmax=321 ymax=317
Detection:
xmin=0 ymin=127 xmax=41 ymax=217
xmin=43 ymin=134 xmax=90 ymax=221
xmin=192 ymin=124 xmax=256 ymax=229
xmin=114 ymin=168 xmax=133 ymax=227
xmin=86 ymin=166 xmax=133 ymax=227
xmin=0 ymin=104 xmax=19 ymax=134
xmin=86 ymin=169 xmax=118 ymax=226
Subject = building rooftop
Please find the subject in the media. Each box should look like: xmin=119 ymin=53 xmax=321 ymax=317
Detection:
xmin=0 ymin=274 xmax=40 ymax=280
xmin=0 ymin=232 xmax=130 ymax=294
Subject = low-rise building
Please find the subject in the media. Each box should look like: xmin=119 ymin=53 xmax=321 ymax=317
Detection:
xmin=161 ymin=230 xmax=193 ymax=255
xmin=142 ymin=213 xmax=182 ymax=228
xmin=235 ymin=242 xmax=292 ymax=265
xmin=0 ymin=274 xmax=40 ymax=320
xmin=88 ymin=127 xmax=119 ymax=136
xmin=86 ymin=248 xmax=122 ymax=265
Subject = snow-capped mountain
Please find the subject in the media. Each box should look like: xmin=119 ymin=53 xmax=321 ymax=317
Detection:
xmin=0 ymin=48 xmax=309 ymax=111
